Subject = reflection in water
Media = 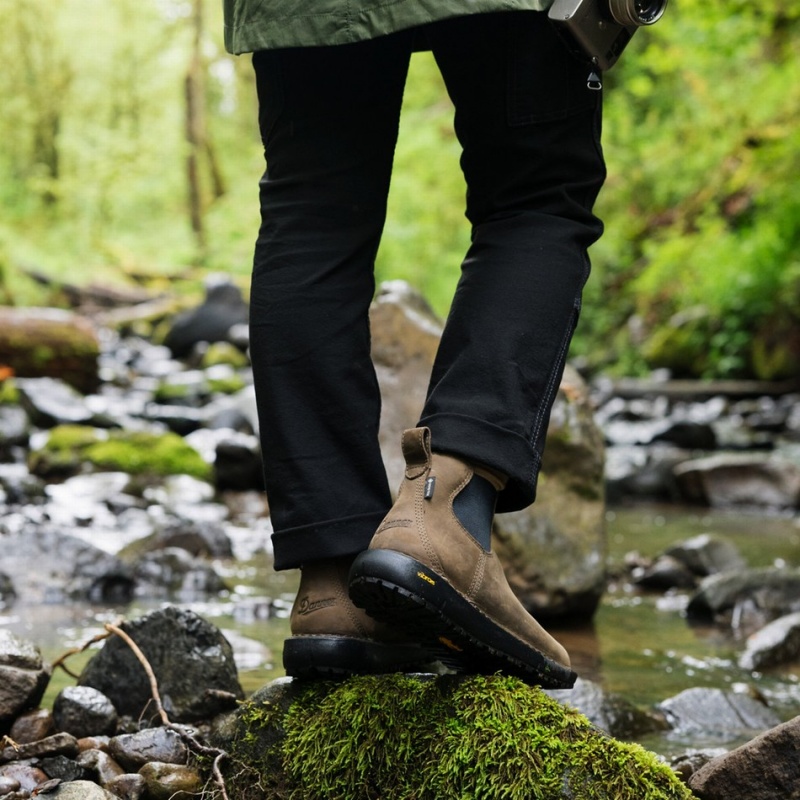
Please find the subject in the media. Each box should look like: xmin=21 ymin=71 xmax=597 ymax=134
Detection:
xmin=4 ymin=504 xmax=799 ymax=756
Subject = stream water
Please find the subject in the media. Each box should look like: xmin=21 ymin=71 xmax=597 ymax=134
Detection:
xmin=4 ymin=502 xmax=799 ymax=758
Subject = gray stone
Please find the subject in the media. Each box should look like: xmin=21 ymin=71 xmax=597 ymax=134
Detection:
xmin=0 ymin=774 xmax=21 ymax=795
xmin=15 ymin=377 xmax=103 ymax=429
xmin=739 ymin=611 xmax=800 ymax=671
xmin=664 ymin=533 xmax=746 ymax=577
xmin=75 ymin=749 xmax=125 ymax=785
xmin=53 ymin=685 xmax=118 ymax=738
xmin=132 ymin=547 xmax=228 ymax=597
xmin=633 ymin=554 xmax=698 ymax=591
xmin=0 ymin=762 xmax=48 ymax=794
xmin=546 ymin=678 xmax=668 ymax=739
xmin=687 ymin=567 xmax=800 ymax=624
xmin=107 ymin=728 xmax=188 ymax=772
xmin=104 ymin=772 xmax=146 ymax=800
xmin=79 ymin=607 xmax=243 ymax=724
xmin=657 ymin=688 xmax=781 ymax=740
xmin=0 ymin=527 xmax=135 ymax=605
xmin=46 ymin=778 xmax=118 ymax=799
xmin=674 ymin=453 xmax=800 ymax=509
xmin=688 ymin=714 xmax=800 ymax=800
xmin=0 ymin=733 xmax=78 ymax=764
xmin=0 ymin=631 xmax=51 ymax=725
xmin=38 ymin=754 xmax=89 ymax=782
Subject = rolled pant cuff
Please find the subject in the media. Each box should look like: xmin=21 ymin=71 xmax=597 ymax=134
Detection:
xmin=418 ymin=412 xmax=540 ymax=513
xmin=271 ymin=509 xmax=388 ymax=571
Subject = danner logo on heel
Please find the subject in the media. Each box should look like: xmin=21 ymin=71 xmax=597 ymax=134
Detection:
xmin=297 ymin=596 xmax=336 ymax=615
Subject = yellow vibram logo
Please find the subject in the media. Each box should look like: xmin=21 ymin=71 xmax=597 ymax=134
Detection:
xmin=439 ymin=636 xmax=463 ymax=652
xmin=417 ymin=571 xmax=435 ymax=586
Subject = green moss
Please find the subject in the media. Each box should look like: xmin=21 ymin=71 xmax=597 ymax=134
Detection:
xmin=202 ymin=341 xmax=250 ymax=370
xmin=220 ymin=675 xmax=696 ymax=800
xmin=153 ymin=382 xmax=194 ymax=403
xmin=85 ymin=430 xmax=211 ymax=480
xmin=0 ymin=378 xmax=18 ymax=405
xmin=208 ymin=374 xmax=247 ymax=395
xmin=28 ymin=424 xmax=211 ymax=481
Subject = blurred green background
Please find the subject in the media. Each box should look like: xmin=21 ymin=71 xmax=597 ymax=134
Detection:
xmin=1 ymin=0 xmax=798 ymax=380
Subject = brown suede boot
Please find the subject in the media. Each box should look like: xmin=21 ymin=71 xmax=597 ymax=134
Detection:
xmin=349 ymin=427 xmax=576 ymax=689
xmin=283 ymin=556 xmax=430 ymax=678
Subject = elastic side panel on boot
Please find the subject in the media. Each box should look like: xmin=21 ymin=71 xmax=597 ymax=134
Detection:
xmin=451 ymin=474 xmax=497 ymax=551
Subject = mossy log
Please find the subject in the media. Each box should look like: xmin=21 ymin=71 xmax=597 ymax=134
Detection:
xmin=211 ymin=674 xmax=696 ymax=800
xmin=0 ymin=307 xmax=100 ymax=393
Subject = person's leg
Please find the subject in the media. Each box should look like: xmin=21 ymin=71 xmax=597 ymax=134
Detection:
xmin=422 ymin=10 xmax=606 ymax=512
xmin=350 ymin=12 xmax=605 ymax=687
xmin=250 ymin=35 xmax=430 ymax=677
xmin=250 ymin=37 xmax=410 ymax=572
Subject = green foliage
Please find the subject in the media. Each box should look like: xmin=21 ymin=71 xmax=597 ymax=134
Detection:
xmin=1 ymin=0 xmax=798 ymax=376
xmin=574 ymin=0 xmax=800 ymax=377
xmin=222 ymin=674 xmax=695 ymax=800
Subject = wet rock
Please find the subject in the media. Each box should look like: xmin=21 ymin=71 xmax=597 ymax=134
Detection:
xmin=53 ymin=686 xmax=118 ymax=739
xmin=674 ymin=453 xmax=800 ymax=509
xmin=0 ymin=774 xmax=21 ymax=795
xmin=9 ymin=708 xmax=55 ymax=744
xmin=604 ymin=443 xmax=686 ymax=502
xmin=664 ymin=533 xmax=746 ymax=577
xmin=132 ymin=547 xmax=228 ymax=597
xmin=371 ymin=281 xmax=607 ymax=620
xmin=688 ymin=714 xmax=800 ymax=800
xmin=104 ymin=772 xmax=146 ymax=799
xmin=686 ymin=567 xmax=800 ymax=625
xmin=0 ymin=733 xmax=78 ymax=763
xmin=669 ymin=748 xmax=728 ymax=783
xmin=39 ymin=755 xmax=89 ymax=782
xmin=107 ymin=728 xmax=188 ymax=772
xmin=493 ymin=364 xmax=607 ymax=619
xmin=0 ymin=406 xmax=30 ymax=456
xmin=138 ymin=762 xmax=202 ymax=800
xmin=15 ymin=377 xmax=111 ymax=429
xmin=46 ymin=778 xmax=118 ymax=799
xmin=546 ymin=677 xmax=668 ymax=739
xmin=0 ymin=762 xmax=48 ymax=794
xmin=75 ymin=749 xmax=125 ymax=786
xmin=0 ymin=463 xmax=46 ymax=506
xmin=213 ymin=432 xmax=263 ymax=491
xmin=78 ymin=607 xmax=243 ymax=724
xmin=123 ymin=516 xmax=233 ymax=559
xmin=0 ymin=307 xmax=100 ymax=394
xmin=0 ymin=631 xmax=51 ymax=726
xmin=739 ymin=611 xmax=800 ymax=671
xmin=0 ymin=571 xmax=15 ymax=608
xmin=139 ymin=403 xmax=207 ymax=436
xmin=657 ymin=688 xmax=781 ymax=741
xmin=0 ymin=527 xmax=135 ymax=604
xmin=163 ymin=276 xmax=248 ymax=359
xmin=633 ymin=554 xmax=698 ymax=591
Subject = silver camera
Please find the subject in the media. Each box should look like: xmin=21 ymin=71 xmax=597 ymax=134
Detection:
xmin=548 ymin=0 xmax=667 ymax=70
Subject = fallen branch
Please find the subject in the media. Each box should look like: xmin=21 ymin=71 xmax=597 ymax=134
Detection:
xmin=102 ymin=622 xmax=231 ymax=800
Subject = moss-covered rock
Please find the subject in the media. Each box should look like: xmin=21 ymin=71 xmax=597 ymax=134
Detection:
xmin=28 ymin=424 xmax=211 ymax=481
xmin=213 ymin=674 xmax=696 ymax=800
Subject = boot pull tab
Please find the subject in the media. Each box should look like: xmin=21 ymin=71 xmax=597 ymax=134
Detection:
xmin=402 ymin=426 xmax=433 ymax=479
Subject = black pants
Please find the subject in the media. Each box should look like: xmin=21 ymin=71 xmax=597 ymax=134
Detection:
xmin=250 ymin=11 xmax=606 ymax=570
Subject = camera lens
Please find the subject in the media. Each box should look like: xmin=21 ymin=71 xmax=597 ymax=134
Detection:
xmin=608 ymin=0 xmax=667 ymax=26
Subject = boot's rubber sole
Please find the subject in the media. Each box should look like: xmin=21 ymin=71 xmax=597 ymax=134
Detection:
xmin=283 ymin=634 xmax=431 ymax=680
xmin=349 ymin=549 xmax=577 ymax=689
